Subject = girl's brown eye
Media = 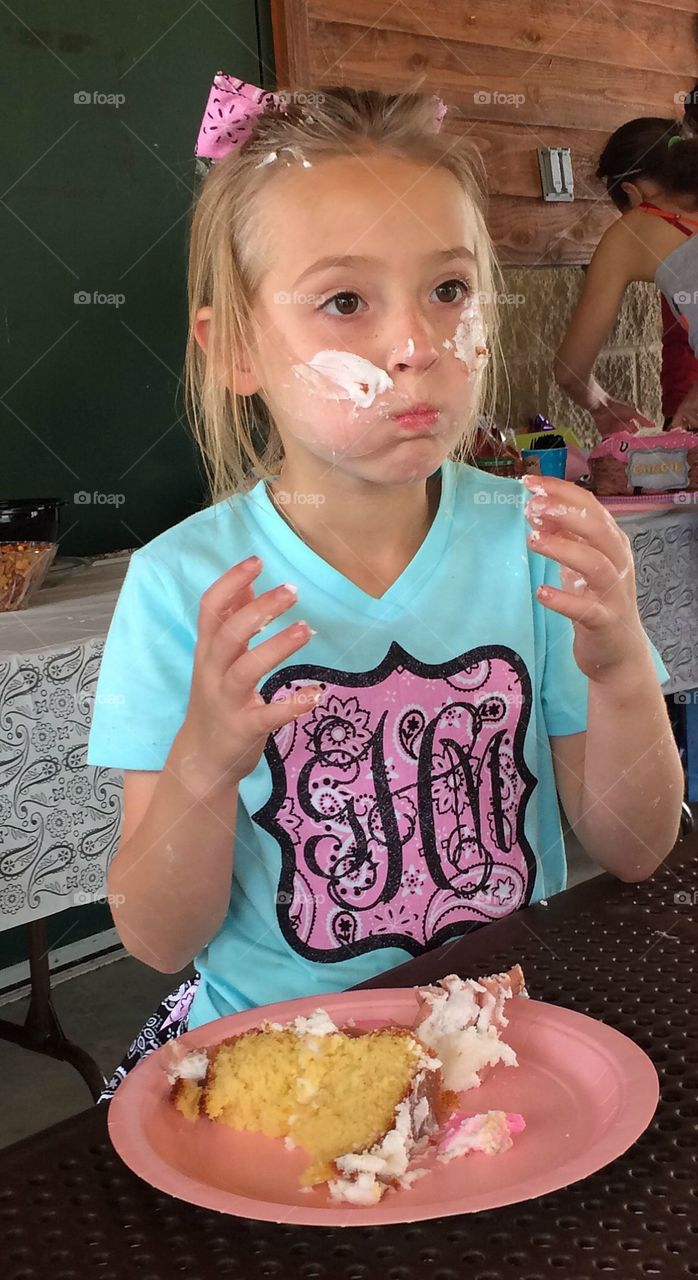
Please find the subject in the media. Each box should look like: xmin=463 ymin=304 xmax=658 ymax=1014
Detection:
xmin=322 ymin=292 xmax=362 ymax=317
xmin=434 ymin=279 xmax=470 ymax=304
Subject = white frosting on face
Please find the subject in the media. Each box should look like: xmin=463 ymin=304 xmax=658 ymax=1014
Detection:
xmin=166 ymin=1048 xmax=209 ymax=1085
xmin=444 ymin=298 xmax=490 ymax=376
xmin=291 ymin=349 xmax=394 ymax=408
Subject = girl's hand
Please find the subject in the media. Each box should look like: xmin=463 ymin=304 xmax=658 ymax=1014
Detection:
xmin=522 ymin=475 xmax=647 ymax=682
xmin=591 ymin=399 xmax=654 ymax=439
xmin=183 ymin=555 xmax=323 ymax=788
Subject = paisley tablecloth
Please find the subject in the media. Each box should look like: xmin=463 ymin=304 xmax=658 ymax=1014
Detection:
xmin=1 ymin=501 xmax=697 ymax=933
xmin=0 ymin=554 xmax=130 ymax=930
xmin=613 ymin=504 xmax=698 ymax=696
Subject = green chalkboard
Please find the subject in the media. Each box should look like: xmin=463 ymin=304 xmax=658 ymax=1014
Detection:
xmin=0 ymin=2 xmax=276 ymax=976
xmin=2 ymin=1 xmax=276 ymax=558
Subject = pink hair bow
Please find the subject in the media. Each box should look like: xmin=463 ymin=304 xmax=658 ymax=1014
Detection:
xmin=195 ymin=71 xmax=448 ymax=161
xmin=195 ymin=73 xmax=285 ymax=159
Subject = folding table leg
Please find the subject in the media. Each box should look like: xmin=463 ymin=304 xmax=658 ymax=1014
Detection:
xmin=686 ymin=694 xmax=698 ymax=804
xmin=0 ymin=919 xmax=107 ymax=1103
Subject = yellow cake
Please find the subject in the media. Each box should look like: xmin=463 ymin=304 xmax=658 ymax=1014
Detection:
xmin=167 ymin=967 xmax=526 ymax=1204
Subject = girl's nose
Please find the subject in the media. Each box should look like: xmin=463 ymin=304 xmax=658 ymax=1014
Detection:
xmin=387 ymin=323 xmax=439 ymax=374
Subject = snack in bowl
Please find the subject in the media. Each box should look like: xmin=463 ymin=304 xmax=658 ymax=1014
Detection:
xmin=0 ymin=541 xmax=57 ymax=611
xmin=167 ymin=966 xmax=527 ymax=1205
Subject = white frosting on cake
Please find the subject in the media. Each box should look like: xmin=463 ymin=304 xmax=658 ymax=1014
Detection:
xmin=296 ymin=1075 xmax=318 ymax=1101
xmin=422 ymin=1021 xmax=517 ymax=1093
xmin=437 ymin=1110 xmax=525 ymax=1161
xmin=289 ymin=1009 xmax=339 ymax=1037
xmin=328 ymin=1098 xmax=416 ymax=1204
xmin=327 ymin=1171 xmax=384 ymax=1205
xmin=327 ymin=1048 xmax=439 ymax=1205
xmin=291 ymin=350 xmax=394 ymax=408
xmin=413 ymin=972 xmax=524 ymax=1092
xmin=165 ymin=1048 xmax=209 ymax=1086
xmin=262 ymin=1009 xmax=339 ymax=1037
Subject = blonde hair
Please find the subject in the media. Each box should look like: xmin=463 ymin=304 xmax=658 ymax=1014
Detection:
xmin=184 ymin=81 xmax=504 ymax=504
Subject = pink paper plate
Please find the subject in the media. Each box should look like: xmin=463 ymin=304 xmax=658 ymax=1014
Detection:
xmin=107 ymin=988 xmax=659 ymax=1228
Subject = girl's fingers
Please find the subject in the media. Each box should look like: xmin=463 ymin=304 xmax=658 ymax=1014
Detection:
xmin=219 ymin=581 xmax=255 ymax=621
xmin=222 ymin=618 xmax=315 ymax=694
xmin=536 ymin=581 xmax=608 ymax=628
xmin=262 ymin=684 xmax=325 ymax=734
xmin=208 ymin=581 xmax=301 ymax=675
xmin=523 ymin=477 xmax=629 ymax=574
xmin=527 ymin=528 xmax=621 ymax=596
xmin=198 ymin=556 xmax=263 ymax=643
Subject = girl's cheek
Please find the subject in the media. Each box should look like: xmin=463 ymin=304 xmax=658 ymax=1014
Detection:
xmin=443 ymin=302 xmax=490 ymax=379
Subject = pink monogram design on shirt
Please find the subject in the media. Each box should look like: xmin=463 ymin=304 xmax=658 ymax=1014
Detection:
xmin=253 ymin=644 xmax=537 ymax=961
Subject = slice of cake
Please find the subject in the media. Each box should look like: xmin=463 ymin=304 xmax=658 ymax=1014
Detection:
xmin=167 ymin=966 xmax=526 ymax=1204
xmin=413 ymin=965 xmax=528 ymax=1091
xmin=169 ymin=1009 xmax=456 ymax=1204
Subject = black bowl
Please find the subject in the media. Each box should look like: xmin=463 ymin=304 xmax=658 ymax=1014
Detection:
xmin=0 ymin=498 xmax=66 ymax=544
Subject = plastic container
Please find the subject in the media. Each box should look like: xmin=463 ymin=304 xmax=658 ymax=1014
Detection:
xmin=522 ymin=446 xmax=567 ymax=479
xmin=0 ymin=499 xmax=65 ymax=612
xmin=0 ymin=498 xmax=64 ymax=543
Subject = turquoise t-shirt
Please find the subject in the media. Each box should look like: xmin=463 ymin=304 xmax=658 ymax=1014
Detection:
xmin=87 ymin=459 xmax=669 ymax=1030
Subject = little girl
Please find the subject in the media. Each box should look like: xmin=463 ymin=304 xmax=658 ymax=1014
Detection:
xmin=88 ymin=76 xmax=682 ymax=1101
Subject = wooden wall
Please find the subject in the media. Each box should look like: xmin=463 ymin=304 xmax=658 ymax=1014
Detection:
xmin=270 ymin=0 xmax=698 ymax=264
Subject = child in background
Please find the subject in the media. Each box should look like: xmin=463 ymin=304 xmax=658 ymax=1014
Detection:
xmin=88 ymin=77 xmax=683 ymax=1102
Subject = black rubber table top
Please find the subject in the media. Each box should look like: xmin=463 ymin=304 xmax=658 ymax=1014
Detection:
xmin=2 ymin=836 xmax=696 ymax=1280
